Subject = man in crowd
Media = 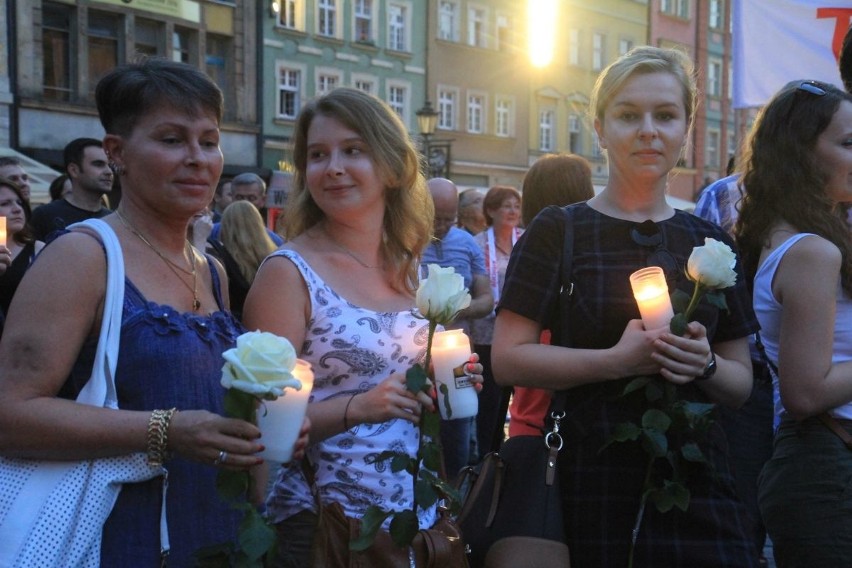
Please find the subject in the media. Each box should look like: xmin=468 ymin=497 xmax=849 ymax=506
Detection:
xmin=30 ymin=138 xmax=113 ymax=241
xmin=211 ymin=178 xmax=233 ymax=222
xmin=0 ymin=157 xmax=33 ymax=204
xmin=421 ymin=177 xmax=493 ymax=480
xmin=209 ymin=172 xmax=284 ymax=246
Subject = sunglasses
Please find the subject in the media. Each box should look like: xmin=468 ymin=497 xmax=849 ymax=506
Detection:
xmin=796 ymin=80 xmax=827 ymax=97
xmin=630 ymin=220 xmax=679 ymax=279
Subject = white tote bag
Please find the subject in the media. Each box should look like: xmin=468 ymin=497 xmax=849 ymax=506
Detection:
xmin=0 ymin=219 xmax=167 ymax=568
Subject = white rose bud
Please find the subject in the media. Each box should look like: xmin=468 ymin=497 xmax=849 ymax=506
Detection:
xmin=686 ymin=238 xmax=738 ymax=290
xmin=416 ymin=264 xmax=472 ymax=326
xmin=221 ymin=331 xmax=302 ymax=399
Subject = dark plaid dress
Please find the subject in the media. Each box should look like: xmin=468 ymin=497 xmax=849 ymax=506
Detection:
xmin=500 ymin=203 xmax=759 ymax=568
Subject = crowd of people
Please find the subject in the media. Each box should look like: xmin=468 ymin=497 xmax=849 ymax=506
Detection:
xmin=1 ymin=38 xmax=852 ymax=568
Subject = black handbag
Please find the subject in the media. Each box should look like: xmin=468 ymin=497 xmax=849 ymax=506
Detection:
xmin=455 ymin=206 xmax=577 ymax=568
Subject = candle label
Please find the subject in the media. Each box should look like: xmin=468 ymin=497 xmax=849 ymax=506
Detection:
xmin=452 ymin=362 xmax=473 ymax=389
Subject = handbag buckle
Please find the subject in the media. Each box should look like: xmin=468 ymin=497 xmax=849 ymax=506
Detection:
xmin=544 ymin=410 xmax=566 ymax=452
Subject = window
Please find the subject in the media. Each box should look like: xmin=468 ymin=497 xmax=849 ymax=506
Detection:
xmin=277 ymin=68 xmax=301 ymax=119
xmin=709 ymin=0 xmax=723 ymax=29
xmin=42 ymin=2 xmax=72 ymax=101
xmin=568 ymin=29 xmax=580 ymax=66
xmin=467 ymin=93 xmax=484 ymax=134
xmin=592 ymin=132 xmax=603 ymax=158
xmin=495 ymin=97 xmax=512 ymax=137
xmin=88 ymin=11 xmax=121 ymax=94
xmin=592 ymin=33 xmax=606 ymax=71
xmin=438 ymin=88 xmax=457 ymax=130
xmin=568 ymin=114 xmax=582 ymax=154
xmin=678 ymin=0 xmax=690 ymax=19
xmin=354 ymin=78 xmax=375 ymax=95
xmin=318 ymin=0 xmax=337 ymax=37
xmin=661 ymin=0 xmax=689 ymax=18
xmin=316 ymin=72 xmax=339 ymax=95
xmin=354 ymin=0 xmax=373 ymax=42
xmin=388 ymin=4 xmax=407 ymax=52
xmin=135 ymin=19 xmax=162 ymax=57
xmin=727 ymin=131 xmax=738 ymax=161
xmin=619 ymin=38 xmax=633 ymax=56
xmin=278 ymin=0 xmax=303 ymax=30
xmin=708 ymin=58 xmax=722 ymax=97
xmin=438 ymin=1 xmax=459 ymax=41
xmin=206 ymin=34 xmax=232 ymax=115
xmin=496 ymin=15 xmax=510 ymax=51
xmin=172 ymin=27 xmax=194 ymax=64
xmin=539 ymin=110 xmax=554 ymax=152
xmin=388 ymin=84 xmax=407 ymax=119
xmin=706 ymin=130 xmax=720 ymax=168
xmin=468 ymin=6 xmax=486 ymax=48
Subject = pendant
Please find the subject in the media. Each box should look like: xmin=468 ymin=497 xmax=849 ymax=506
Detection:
xmin=193 ymin=298 xmax=201 ymax=311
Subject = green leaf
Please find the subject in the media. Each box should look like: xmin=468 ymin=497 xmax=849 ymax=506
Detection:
xmin=421 ymin=441 xmax=442 ymax=471
xmin=670 ymin=288 xmax=692 ymax=313
xmin=599 ymin=421 xmax=641 ymax=453
xmin=415 ymin=478 xmax=439 ymax=509
xmin=391 ymin=453 xmax=414 ymax=474
xmin=389 ymin=510 xmax=419 ymax=547
xmin=421 ymin=408 xmax=441 ymax=440
xmin=669 ymin=313 xmax=688 ymax=336
xmin=644 ymin=380 xmax=663 ymax=402
xmin=406 ymin=364 xmax=429 ymax=395
xmin=680 ymin=442 xmax=706 ymax=463
xmin=224 ymin=389 xmax=257 ymax=423
xmin=705 ymin=290 xmax=730 ymax=313
xmin=238 ymin=508 xmax=277 ymax=562
xmin=641 ymin=429 xmax=668 ymax=457
xmin=216 ymin=470 xmax=249 ymax=501
xmin=622 ymin=376 xmax=651 ymax=395
xmin=649 ymin=486 xmax=676 ymax=513
xmin=682 ymin=402 xmax=716 ymax=430
xmin=350 ymin=506 xmax=393 ymax=551
xmin=439 ymin=383 xmax=453 ymax=419
xmin=664 ymin=480 xmax=691 ymax=512
xmin=641 ymin=409 xmax=672 ymax=432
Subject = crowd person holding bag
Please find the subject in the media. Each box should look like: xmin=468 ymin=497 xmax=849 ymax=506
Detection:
xmin=0 ymin=58 xmax=307 ymax=567
xmin=491 ymin=46 xmax=759 ymax=567
xmin=242 ymin=87 xmax=483 ymax=567
xmin=736 ymin=80 xmax=852 ymax=567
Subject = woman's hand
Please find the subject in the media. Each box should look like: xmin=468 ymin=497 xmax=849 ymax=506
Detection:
xmin=611 ymin=319 xmax=666 ymax=377
xmin=652 ymin=321 xmax=712 ymax=385
xmin=167 ymin=409 xmax=263 ymax=471
xmin=350 ymin=371 xmax=434 ymax=426
xmin=463 ymin=353 xmax=485 ymax=393
xmin=0 ymin=245 xmax=12 ymax=276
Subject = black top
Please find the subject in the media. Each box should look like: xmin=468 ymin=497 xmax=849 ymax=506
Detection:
xmin=0 ymin=240 xmax=36 ymax=316
xmin=29 ymin=199 xmax=111 ymax=242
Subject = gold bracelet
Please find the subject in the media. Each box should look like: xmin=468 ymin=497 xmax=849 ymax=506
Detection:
xmin=146 ymin=408 xmax=178 ymax=466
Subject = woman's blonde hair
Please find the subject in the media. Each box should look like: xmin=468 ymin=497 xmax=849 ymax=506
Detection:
xmin=220 ymin=201 xmax=277 ymax=284
xmin=286 ymin=88 xmax=433 ymax=294
xmin=590 ymin=45 xmax=698 ymax=132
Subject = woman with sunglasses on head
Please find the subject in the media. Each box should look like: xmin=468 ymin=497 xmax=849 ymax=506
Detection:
xmin=736 ymin=80 xmax=852 ymax=567
xmin=492 ymin=46 xmax=759 ymax=566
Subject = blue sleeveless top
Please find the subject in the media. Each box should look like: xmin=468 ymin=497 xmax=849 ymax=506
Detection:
xmin=64 ymin=258 xmax=245 ymax=567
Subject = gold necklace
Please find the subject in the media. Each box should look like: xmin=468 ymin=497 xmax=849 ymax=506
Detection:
xmin=327 ymin=235 xmax=383 ymax=269
xmin=115 ymin=210 xmax=201 ymax=312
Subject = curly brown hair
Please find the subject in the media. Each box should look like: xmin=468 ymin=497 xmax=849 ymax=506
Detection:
xmin=735 ymin=81 xmax=852 ymax=294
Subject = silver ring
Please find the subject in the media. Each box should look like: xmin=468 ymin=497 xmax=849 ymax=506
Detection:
xmin=214 ymin=450 xmax=228 ymax=465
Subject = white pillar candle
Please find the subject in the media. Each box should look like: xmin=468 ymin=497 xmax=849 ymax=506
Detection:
xmin=430 ymin=329 xmax=478 ymax=420
xmin=0 ymin=217 xmax=7 ymax=247
xmin=256 ymin=359 xmax=314 ymax=463
xmin=629 ymin=266 xmax=674 ymax=331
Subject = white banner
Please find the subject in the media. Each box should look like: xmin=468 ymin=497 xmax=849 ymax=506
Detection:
xmin=733 ymin=0 xmax=852 ymax=108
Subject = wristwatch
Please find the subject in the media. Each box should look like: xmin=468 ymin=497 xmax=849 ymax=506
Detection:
xmin=697 ymin=351 xmax=717 ymax=381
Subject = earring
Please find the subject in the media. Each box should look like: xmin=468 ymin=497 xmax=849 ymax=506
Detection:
xmin=109 ymin=161 xmax=125 ymax=176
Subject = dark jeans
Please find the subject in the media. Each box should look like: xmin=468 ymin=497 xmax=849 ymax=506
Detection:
xmin=270 ymin=509 xmax=317 ymax=568
xmin=718 ymin=363 xmax=774 ymax=558
xmin=759 ymin=417 xmax=852 ymax=567
xmin=440 ymin=416 xmax=472 ymax=482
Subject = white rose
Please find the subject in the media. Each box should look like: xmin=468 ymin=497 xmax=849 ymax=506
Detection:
xmin=686 ymin=238 xmax=738 ymax=289
xmin=416 ymin=264 xmax=472 ymax=325
xmin=221 ymin=331 xmax=302 ymax=399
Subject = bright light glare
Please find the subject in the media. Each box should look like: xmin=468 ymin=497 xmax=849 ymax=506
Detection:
xmin=528 ymin=0 xmax=557 ymax=68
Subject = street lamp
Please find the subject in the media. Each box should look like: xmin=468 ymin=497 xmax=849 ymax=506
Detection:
xmin=417 ymin=100 xmax=448 ymax=178
xmin=416 ymin=100 xmax=439 ymax=139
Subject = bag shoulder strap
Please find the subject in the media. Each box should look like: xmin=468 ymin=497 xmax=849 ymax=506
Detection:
xmin=548 ymin=205 xmax=576 ymax=418
xmin=71 ymin=218 xmax=126 ymax=409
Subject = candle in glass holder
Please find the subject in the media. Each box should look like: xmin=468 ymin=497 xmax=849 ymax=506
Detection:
xmin=629 ymin=266 xmax=674 ymax=331
xmin=0 ymin=217 xmax=7 ymax=247
xmin=256 ymin=359 xmax=314 ymax=463
xmin=431 ymin=329 xmax=478 ymax=420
